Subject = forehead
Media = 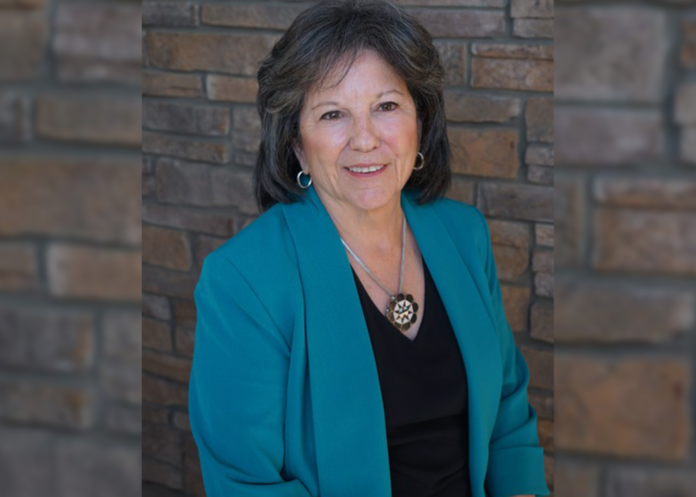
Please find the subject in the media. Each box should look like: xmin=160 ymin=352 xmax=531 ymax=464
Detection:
xmin=306 ymin=50 xmax=407 ymax=100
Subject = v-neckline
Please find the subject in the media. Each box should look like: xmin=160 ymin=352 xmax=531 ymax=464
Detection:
xmin=351 ymin=255 xmax=429 ymax=344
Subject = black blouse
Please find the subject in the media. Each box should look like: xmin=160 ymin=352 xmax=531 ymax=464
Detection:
xmin=351 ymin=257 xmax=472 ymax=497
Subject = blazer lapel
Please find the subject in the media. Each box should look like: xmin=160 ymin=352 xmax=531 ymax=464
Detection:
xmin=403 ymin=192 xmax=502 ymax=496
xmin=282 ymin=185 xmax=392 ymax=497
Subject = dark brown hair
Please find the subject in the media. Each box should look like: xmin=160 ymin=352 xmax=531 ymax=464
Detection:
xmin=254 ymin=0 xmax=451 ymax=212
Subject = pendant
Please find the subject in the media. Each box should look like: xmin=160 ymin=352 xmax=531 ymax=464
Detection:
xmin=386 ymin=293 xmax=419 ymax=332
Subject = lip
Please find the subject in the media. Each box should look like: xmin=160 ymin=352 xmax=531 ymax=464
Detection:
xmin=344 ymin=163 xmax=388 ymax=178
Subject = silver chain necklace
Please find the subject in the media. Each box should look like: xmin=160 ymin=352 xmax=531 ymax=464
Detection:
xmin=341 ymin=217 xmax=420 ymax=332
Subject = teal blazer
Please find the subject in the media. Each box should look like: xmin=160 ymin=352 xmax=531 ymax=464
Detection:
xmin=190 ymin=184 xmax=550 ymax=497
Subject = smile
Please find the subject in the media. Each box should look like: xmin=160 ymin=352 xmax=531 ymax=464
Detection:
xmin=345 ymin=164 xmax=387 ymax=176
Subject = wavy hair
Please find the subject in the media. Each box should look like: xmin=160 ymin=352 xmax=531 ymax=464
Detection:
xmin=254 ymin=0 xmax=451 ymax=212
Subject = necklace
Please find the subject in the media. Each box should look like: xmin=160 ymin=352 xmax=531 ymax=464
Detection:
xmin=340 ymin=216 xmax=419 ymax=332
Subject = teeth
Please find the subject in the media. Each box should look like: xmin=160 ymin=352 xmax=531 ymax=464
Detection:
xmin=348 ymin=164 xmax=385 ymax=173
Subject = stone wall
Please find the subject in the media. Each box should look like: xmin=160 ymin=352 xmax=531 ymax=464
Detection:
xmin=142 ymin=0 xmax=554 ymax=495
xmin=555 ymin=1 xmax=696 ymax=495
xmin=0 ymin=0 xmax=141 ymax=496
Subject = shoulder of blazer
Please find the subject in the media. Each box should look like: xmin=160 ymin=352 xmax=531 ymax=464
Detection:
xmin=426 ymin=196 xmax=489 ymax=267
xmin=199 ymin=203 xmax=303 ymax=335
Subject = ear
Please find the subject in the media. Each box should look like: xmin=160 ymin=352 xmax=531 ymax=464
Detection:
xmin=417 ymin=118 xmax=423 ymax=145
xmin=292 ymin=140 xmax=308 ymax=172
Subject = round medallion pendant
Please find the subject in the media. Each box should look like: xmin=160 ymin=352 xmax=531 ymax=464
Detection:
xmin=386 ymin=293 xmax=419 ymax=332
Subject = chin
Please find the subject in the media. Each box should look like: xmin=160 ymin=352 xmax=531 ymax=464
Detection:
xmin=349 ymin=188 xmax=399 ymax=213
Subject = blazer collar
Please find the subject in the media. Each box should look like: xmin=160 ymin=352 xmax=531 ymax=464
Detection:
xmin=281 ymin=185 xmax=501 ymax=497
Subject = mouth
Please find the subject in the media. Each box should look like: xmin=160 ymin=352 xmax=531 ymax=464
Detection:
xmin=344 ymin=163 xmax=387 ymax=178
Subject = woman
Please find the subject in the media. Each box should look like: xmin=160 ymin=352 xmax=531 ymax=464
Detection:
xmin=189 ymin=1 xmax=549 ymax=496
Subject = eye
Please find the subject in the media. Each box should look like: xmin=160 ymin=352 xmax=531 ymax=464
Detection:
xmin=320 ymin=110 xmax=342 ymax=121
xmin=379 ymin=102 xmax=399 ymax=112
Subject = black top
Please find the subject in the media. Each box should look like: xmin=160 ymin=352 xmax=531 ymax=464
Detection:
xmin=351 ymin=257 xmax=471 ymax=497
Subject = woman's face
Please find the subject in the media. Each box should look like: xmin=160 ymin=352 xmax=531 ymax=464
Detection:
xmin=294 ymin=50 xmax=421 ymax=215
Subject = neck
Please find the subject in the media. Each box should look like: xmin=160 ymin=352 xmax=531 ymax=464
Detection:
xmin=318 ymin=192 xmax=404 ymax=253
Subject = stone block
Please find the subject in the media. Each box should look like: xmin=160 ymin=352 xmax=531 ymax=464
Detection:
xmin=201 ymin=3 xmax=305 ymax=29
xmin=143 ymin=375 xmax=189 ymax=408
xmin=0 ymin=94 xmax=29 ymax=143
xmin=0 ymin=382 xmax=93 ymax=429
xmin=147 ymin=32 xmax=280 ymax=75
xmin=435 ymin=41 xmax=467 ymax=86
xmin=143 ymin=131 xmax=231 ymax=164
xmin=530 ymin=299 xmax=553 ymax=343
xmin=520 ymin=345 xmax=553 ymax=390
xmin=156 ymin=158 xmax=257 ymax=214
xmin=143 ymin=350 xmax=192 ymax=384
xmin=445 ymin=92 xmax=520 ymax=124
xmin=143 ymin=293 xmax=172 ymax=321
xmin=449 ymin=128 xmax=519 ymax=178
xmin=143 ymin=422 xmax=184 ymax=466
xmin=472 ymin=58 xmax=553 ymax=92
xmin=0 ymin=157 xmax=141 ymax=244
xmin=143 ymin=225 xmax=192 ymax=271
xmin=143 ymin=71 xmax=204 ymax=98
xmin=556 ymin=7 xmax=668 ymax=103
xmin=0 ymin=11 xmax=48 ymax=81
xmin=143 ymin=203 xmax=238 ymax=237
xmin=535 ymin=223 xmax=553 ymax=247
xmin=54 ymin=3 xmax=141 ymax=84
xmin=555 ymin=108 xmax=662 ymax=166
xmin=555 ymin=178 xmax=583 ymax=267
xmin=501 ymin=284 xmax=530 ymax=332
xmin=47 ymin=244 xmax=141 ymax=301
xmin=143 ymin=317 xmax=173 ymax=353
xmin=535 ymin=273 xmax=553 ymax=298
xmin=143 ymin=101 xmax=230 ymax=137
xmin=594 ymin=177 xmax=696 ymax=210
xmin=0 ymin=243 xmax=38 ymax=291
xmin=556 ymin=356 xmax=691 ymax=460
xmin=231 ymin=106 xmax=262 ymax=154
xmin=143 ymin=2 xmax=196 ymax=27
xmin=594 ymin=208 xmax=696 ymax=276
xmin=413 ymin=9 xmax=505 ymax=37
xmin=526 ymin=145 xmax=554 ymax=166
xmin=57 ymin=443 xmax=141 ymax=497
xmin=143 ymin=266 xmax=198 ymax=300
xmin=207 ymin=75 xmax=258 ymax=103
xmin=36 ymin=95 xmax=141 ymax=146
xmin=555 ymin=279 xmax=695 ymax=343
xmin=526 ymin=97 xmax=553 ymax=143
xmin=0 ymin=307 xmax=94 ymax=370
xmin=511 ymin=0 xmax=553 ymax=18
xmin=471 ymin=43 xmax=553 ymax=60
xmin=513 ymin=19 xmax=553 ymax=39
xmin=478 ymin=182 xmax=553 ymax=222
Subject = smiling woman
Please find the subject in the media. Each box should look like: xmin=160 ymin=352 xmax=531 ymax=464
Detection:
xmin=188 ymin=1 xmax=549 ymax=497
xmin=294 ymin=51 xmax=420 ymax=215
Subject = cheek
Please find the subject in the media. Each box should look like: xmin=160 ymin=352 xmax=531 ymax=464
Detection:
xmin=384 ymin=119 xmax=418 ymax=153
xmin=308 ymin=128 xmax=345 ymax=159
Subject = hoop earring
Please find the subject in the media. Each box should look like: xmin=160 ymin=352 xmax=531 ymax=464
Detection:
xmin=413 ymin=152 xmax=425 ymax=171
xmin=296 ymin=170 xmax=312 ymax=189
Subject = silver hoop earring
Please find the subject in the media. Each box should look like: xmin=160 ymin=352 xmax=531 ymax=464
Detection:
xmin=413 ymin=152 xmax=425 ymax=171
xmin=296 ymin=170 xmax=312 ymax=189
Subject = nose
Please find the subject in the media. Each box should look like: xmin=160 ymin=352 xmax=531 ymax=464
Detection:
xmin=349 ymin=113 xmax=380 ymax=152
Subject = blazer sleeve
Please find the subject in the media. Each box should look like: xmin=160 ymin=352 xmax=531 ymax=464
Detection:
xmin=476 ymin=211 xmax=550 ymax=497
xmin=189 ymin=251 xmax=312 ymax=497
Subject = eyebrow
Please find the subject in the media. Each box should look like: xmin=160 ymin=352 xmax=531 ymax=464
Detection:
xmin=311 ymin=89 xmax=404 ymax=111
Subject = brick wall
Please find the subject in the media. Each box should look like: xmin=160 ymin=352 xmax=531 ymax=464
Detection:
xmin=142 ymin=0 xmax=554 ymax=495
xmin=0 ymin=0 xmax=141 ymax=496
xmin=555 ymin=1 xmax=696 ymax=496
